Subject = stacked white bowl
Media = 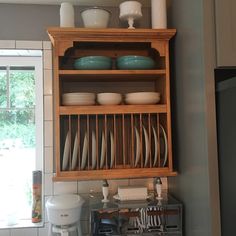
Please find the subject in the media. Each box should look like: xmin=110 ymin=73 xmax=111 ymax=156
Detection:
xmin=125 ymin=92 xmax=161 ymax=105
xmin=62 ymin=93 xmax=96 ymax=105
xmin=97 ymin=93 xmax=122 ymax=105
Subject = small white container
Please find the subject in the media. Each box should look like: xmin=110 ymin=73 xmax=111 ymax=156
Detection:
xmin=60 ymin=2 xmax=75 ymax=27
xmin=81 ymin=7 xmax=111 ymax=28
xmin=151 ymin=0 xmax=167 ymax=29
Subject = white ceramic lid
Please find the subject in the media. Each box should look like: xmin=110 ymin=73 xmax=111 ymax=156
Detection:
xmin=46 ymin=194 xmax=84 ymax=210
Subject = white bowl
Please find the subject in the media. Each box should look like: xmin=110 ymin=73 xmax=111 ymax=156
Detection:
xmin=125 ymin=92 xmax=160 ymax=105
xmin=81 ymin=7 xmax=111 ymax=28
xmin=97 ymin=93 xmax=122 ymax=105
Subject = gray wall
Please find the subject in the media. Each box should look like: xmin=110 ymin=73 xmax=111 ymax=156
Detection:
xmin=168 ymin=0 xmax=221 ymax=235
xmin=0 ymin=3 xmax=150 ymax=40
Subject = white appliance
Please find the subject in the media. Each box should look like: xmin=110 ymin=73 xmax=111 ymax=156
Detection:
xmin=46 ymin=194 xmax=84 ymax=236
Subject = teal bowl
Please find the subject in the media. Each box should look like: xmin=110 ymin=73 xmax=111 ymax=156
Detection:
xmin=74 ymin=56 xmax=112 ymax=70
xmin=117 ymin=55 xmax=155 ymax=70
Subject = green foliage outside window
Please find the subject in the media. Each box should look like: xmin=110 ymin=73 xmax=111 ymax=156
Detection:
xmin=0 ymin=69 xmax=36 ymax=148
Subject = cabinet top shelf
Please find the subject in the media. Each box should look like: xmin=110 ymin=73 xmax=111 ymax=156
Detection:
xmin=47 ymin=27 xmax=176 ymax=44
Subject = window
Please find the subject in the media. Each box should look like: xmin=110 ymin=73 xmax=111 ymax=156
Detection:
xmin=0 ymin=51 xmax=43 ymax=226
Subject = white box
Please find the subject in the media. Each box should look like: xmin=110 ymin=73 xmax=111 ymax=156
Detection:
xmin=117 ymin=186 xmax=148 ymax=201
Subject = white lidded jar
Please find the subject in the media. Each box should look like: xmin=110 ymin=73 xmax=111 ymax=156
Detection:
xmin=151 ymin=0 xmax=167 ymax=29
xmin=60 ymin=2 xmax=75 ymax=27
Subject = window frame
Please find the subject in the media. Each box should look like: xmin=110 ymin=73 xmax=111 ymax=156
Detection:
xmin=0 ymin=54 xmax=44 ymax=228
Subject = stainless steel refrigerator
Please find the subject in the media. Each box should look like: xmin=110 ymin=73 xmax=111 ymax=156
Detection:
xmin=215 ymin=70 xmax=236 ymax=236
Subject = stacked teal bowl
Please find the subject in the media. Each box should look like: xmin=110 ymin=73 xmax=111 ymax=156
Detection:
xmin=117 ymin=55 xmax=155 ymax=70
xmin=74 ymin=56 xmax=112 ymax=70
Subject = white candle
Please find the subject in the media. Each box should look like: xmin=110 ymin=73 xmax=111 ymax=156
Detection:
xmin=151 ymin=0 xmax=167 ymax=29
xmin=60 ymin=2 xmax=75 ymax=27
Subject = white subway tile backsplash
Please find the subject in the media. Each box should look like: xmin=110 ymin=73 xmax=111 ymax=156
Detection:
xmin=0 ymin=40 xmax=15 ymax=49
xmin=44 ymin=146 xmax=53 ymax=173
xmin=129 ymin=178 xmax=154 ymax=190
xmin=44 ymin=196 xmax=50 ymax=223
xmin=108 ymin=179 xmax=129 ymax=194
xmin=43 ymin=41 xmax=52 ymax=50
xmin=53 ymin=182 xmax=78 ymax=195
xmin=0 ymin=229 xmax=10 ymax=236
xmin=44 ymin=69 xmax=53 ymax=95
xmin=11 ymin=228 xmax=37 ymax=236
xmin=77 ymin=180 xmax=102 ymax=194
xmin=38 ymin=222 xmax=49 ymax=236
xmin=43 ymin=50 xmax=52 ymax=70
xmin=44 ymin=95 xmax=53 ymax=121
xmin=44 ymin=121 xmax=53 ymax=147
xmin=129 ymin=177 xmax=168 ymax=191
xmin=15 ymin=40 xmax=42 ymax=49
xmin=44 ymin=173 xmax=53 ymax=196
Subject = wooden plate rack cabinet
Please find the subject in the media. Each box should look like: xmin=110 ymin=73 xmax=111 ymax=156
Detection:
xmin=47 ymin=28 xmax=177 ymax=181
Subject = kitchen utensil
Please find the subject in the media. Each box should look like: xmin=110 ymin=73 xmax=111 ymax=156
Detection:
xmin=160 ymin=125 xmax=168 ymax=167
xmin=62 ymin=92 xmax=96 ymax=106
xmin=97 ymin=93 xmax=122 ymax=105
xmin=71 ymin=133 xmax=78 ymax=170
xmin=117 ymin=55 xmax=155 ymax=69
xmin=100 ymin=132 xmax=106 ymax=169
xmin=62 ymin=131 xmax=70 ymax=171
xmin=46 ymin=194 xmax=84 ymax=236
xmin=74 ymin=56 xmax=112 ymax=70
xmin=91 ymin=131 xmax=96 ymax=170
xmin=81 ymin=132 xmax=88 ymax=170
xmin=125 ymin=92 xmax=161 ymax=105
xmin=134 ymin=127 xmax=141 ymax=167
xmin=81 ymin=7 xmax=111 ymax=28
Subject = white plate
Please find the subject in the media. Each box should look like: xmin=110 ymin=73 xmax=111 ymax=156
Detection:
xmin=134 ymin=127 xmax=141 ymax=167
xmin=152 ymin=126 xmax=158 ymax=167
xmin=143 ymin=126 xmax=150 ymax=167
xmin=110 ymin=131 xmax=114 ymax=168
xmin=100 ymin=132 xmax=106 ymax=169
xmin=62 ymin=131 xmax=70 ymax=171
xmin=71 ymin=133 xmax=78 ymax=170
xmin=62 ymin=99 xmax=95 ymax=106
xmin=160 ymin=125 xmax=168 ymax=167
xmin=91 ymin=131 xmax=96 ymax=170
xmin=81 ymin=132 xmax=88 ymax=170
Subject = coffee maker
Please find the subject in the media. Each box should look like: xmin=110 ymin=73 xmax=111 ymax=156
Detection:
xmin=46 ymin=194 xmax=84 ymax=236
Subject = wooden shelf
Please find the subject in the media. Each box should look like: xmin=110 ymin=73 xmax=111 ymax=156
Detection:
xmin=53 ymin=168 xmax=178 ymax=181
xmin=59 ymin=70 xmax=166 ymax=81
xmin=59 ymin=69 xmax=166 ymax=76
xmin=59 ymin=104 xmax=167 ymax=115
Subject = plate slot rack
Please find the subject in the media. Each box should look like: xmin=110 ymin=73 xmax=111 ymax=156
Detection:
xmin=60 ymin=113 xmax=168 ymax=171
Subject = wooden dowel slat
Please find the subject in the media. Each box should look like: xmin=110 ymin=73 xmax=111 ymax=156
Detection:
xmin=96 ymin=115 xmax=99 ymax=170
xmin=87 ymin=115 xmax=90 ymax=170
xmin=122 ymin=114 xmax=125 ymax=167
